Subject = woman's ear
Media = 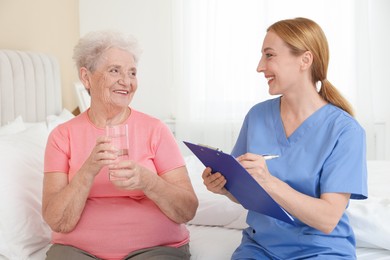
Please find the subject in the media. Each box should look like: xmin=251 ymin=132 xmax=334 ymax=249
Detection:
xmin=301 ymin=51 xmax=313 ymax=70
xmin=79 ymin=67 xmax=91 ymax=91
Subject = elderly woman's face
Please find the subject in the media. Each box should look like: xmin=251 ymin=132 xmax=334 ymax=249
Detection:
xmin=89 ymin=48 xmax=137 ymax=110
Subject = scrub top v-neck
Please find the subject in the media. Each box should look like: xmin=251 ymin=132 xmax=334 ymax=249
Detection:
xmin=231 ymin=97 xmax=367 ymax=259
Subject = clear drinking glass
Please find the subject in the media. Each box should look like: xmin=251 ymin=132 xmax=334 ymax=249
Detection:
xmin=105 ymin=124 xmax=129 ymax=159
xmin=106 ymin=124 xmax=129 ymax=180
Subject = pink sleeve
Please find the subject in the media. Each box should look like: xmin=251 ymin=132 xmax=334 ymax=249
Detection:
xmin=44 ymin=126 xmax=70 ymax=174
xmin=153 ymin=123 xmax=185 ymax=175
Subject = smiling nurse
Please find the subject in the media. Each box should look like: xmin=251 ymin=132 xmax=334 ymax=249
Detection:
xmin=202 ymin=17 xmax=368 ymax=259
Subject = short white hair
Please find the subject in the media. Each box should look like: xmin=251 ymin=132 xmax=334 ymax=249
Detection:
xmin=73 ymin=30 xmax=142 ymax=77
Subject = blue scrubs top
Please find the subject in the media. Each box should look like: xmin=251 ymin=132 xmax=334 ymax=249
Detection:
xmin=231 ymin=97 xmax=367 ymax=260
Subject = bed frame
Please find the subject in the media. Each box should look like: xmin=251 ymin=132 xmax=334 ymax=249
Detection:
xmin=0 ymin=49 xmax=62 ymax=126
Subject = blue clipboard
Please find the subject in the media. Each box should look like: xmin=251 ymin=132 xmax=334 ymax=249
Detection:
xmin=183 ymin=141 xmax=295 ymax=225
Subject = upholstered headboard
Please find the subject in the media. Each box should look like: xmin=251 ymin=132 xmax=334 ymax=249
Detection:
xmin=0 ymin=50 xmax=62 ymax=126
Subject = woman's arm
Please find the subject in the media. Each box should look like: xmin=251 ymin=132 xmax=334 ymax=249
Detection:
xmin=267 ymin=179 xmax=350 ymax=233
xmin=145 ymin=166 xmax=199 ymax=223
xmin=42 ymin=136 xmax=117 ymax=233
xmin=238 ymin=153 xmax=350 ymax=234
xmin=42 ymin=170 xmax=94 ymax=233
xmin=109 ymin=163 xmax=198 ymax=223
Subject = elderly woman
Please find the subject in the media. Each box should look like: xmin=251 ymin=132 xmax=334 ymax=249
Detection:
xmin=42 ymin=31 xmax=198 ymax=260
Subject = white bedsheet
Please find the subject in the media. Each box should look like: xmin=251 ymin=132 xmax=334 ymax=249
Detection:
xmin=187 ymin=224 xmax=390 ymax=260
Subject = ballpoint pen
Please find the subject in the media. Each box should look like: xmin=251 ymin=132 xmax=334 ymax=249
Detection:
xmin=262 ymin=154 xmax=280 ymax=160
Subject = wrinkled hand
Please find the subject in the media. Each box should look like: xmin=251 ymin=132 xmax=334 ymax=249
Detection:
xmin=81 ymin=136 xmax=118 ymax=177
xmin=202 ymin=167 xmax=229 ymax=195
xmin=236 ymin=153 xmax=271 ymax=184
xmin=108 ymin=160 xmax=157 ymax=191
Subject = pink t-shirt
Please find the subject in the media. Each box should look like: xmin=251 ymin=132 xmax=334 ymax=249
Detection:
xmin=44 ymin=109 xmax=188 ymax=260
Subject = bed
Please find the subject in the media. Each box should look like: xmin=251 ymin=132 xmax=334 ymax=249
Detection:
xmin=1 ymin=49 xmax=389 ymax=260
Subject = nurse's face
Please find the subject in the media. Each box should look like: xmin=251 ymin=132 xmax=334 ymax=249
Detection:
xmin=87 ymin=48 xmax=138 ymax=110
xmin=257 ymin=31 xmax=303 ymax=96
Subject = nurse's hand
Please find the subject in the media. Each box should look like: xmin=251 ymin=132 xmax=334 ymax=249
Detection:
xmin=202 ymin=167 xmax=229 ymax=195
xmin=237 ymin=153 xmax=272 ymax=184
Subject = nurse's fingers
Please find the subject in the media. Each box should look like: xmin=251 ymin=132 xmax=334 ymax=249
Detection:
xmin=238 ymin=153 xmax=266 ymax=170
xmin=202 ymin=167 xmax=213 ymax=179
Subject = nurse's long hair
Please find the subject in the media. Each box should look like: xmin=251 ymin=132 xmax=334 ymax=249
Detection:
xmin=268 ymin=17 xmax=354 ymax=117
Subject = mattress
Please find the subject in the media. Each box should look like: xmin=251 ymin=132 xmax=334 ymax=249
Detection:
xmin=187 ymin=224 xmax=390 ymax=260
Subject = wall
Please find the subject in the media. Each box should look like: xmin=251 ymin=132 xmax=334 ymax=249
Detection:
xmin=369 ymin=0 xmax=390 ymax=160
xmin=0 ymin=0 xmax=80 ymax=111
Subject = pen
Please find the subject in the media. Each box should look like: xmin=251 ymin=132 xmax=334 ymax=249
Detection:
xmin=262 ymin=154 xmax=279 ymax=160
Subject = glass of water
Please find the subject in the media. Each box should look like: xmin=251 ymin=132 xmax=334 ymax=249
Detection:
xmin=106 ymin=124 xmax=129 ymax=180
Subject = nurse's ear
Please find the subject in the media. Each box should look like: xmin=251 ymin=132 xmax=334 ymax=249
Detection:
xmin=300 ymin=51 xmax=313 ymax=71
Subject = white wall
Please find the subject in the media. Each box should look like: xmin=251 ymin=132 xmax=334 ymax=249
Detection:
xmin=368 ymin=0 xmax=390 ymax=160
xmin=79 ymin=0 xmax=390 ymax=159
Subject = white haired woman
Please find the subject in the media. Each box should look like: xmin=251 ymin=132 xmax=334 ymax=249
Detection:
xmin=42 ymin=31 xmax=198 ymax=260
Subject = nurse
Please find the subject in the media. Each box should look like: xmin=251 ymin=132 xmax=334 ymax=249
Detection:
xmin=202 ymin=17 xmax=367 ymax=259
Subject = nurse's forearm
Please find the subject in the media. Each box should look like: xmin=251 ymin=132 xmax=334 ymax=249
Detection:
xmin=262 ymin=176 xmax=350 ymax=234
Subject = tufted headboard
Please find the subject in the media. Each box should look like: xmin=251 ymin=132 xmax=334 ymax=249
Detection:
xmin=0 ymin=50 xmax=62 ymax=126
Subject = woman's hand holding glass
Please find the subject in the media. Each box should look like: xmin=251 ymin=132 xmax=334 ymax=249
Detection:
xmin=108 ymin=160 xmax=158 ymax=191
xmin=105 ymin=124 xmax=158 ymax=190
xmin=80 ymin=136 xmax=119 ymax=178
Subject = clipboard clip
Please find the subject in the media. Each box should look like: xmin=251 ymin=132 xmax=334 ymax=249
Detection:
xmin=198 ymin=143 xmax=223 ymax=152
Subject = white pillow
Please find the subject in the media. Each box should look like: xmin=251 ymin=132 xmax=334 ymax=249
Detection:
xmin=0 ymin=116 xmax=26 ymax=135
xmin=46 ymin=108 xmax=74 ymax=131
xmin=346 ymin=160 xmax=390 ymax=250
xmin=185 ymin=155 xmax=248 ymax=229
xmin=0 ymin=122 xmax=51 ymax=259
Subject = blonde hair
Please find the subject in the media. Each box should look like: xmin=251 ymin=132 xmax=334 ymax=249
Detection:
xmin=268 ymin=17 xmax=354 ymax=116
